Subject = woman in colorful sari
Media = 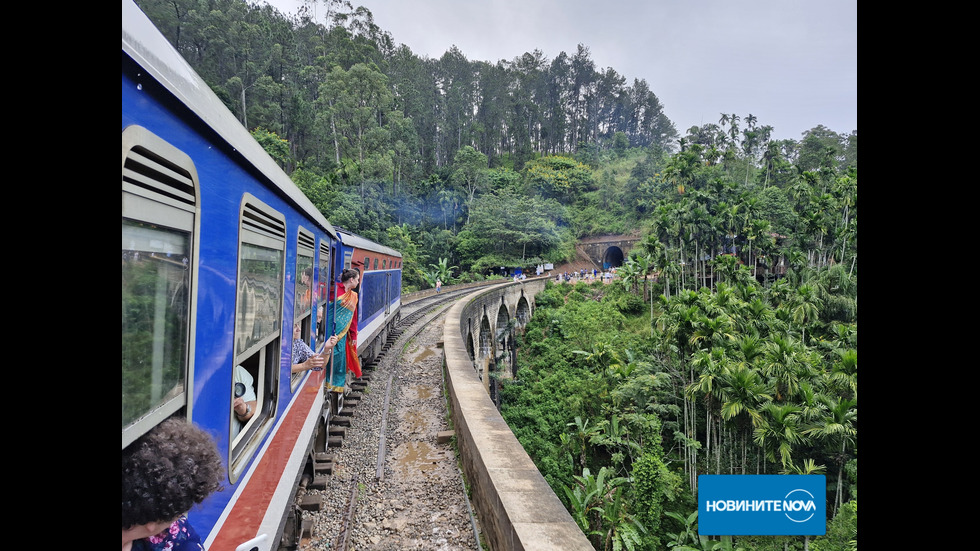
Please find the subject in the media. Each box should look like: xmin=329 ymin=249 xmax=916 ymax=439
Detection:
xmin=327 ymin=268 xmax=362 ymax=392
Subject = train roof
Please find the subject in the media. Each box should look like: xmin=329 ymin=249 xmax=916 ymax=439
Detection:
xmin=336 ymin=229 xmax=402 ymax=258
xmin=122 ymin=0 xmax=337 ymax=240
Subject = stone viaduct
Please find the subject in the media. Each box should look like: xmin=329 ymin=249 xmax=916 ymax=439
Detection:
xmin=441 ymin=278 xmax=594 ymax=550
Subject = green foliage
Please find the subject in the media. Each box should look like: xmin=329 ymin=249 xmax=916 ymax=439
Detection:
xmin=632 ymin=452 xmax=682 ymax=550
xmin=423 ymin=257 xmax=457 ymax=288
xmin=616 ymin=293 xmax=646 ymax=315
xmin=455 ymin=188 xmax=565 ymax=273
xmin=809 ymin=500 xmax=857 ymax=551
xmin=524 ymin=155 xmax=597 ymax=202
xmin=563 ymin=466 xmax=646 ymax=551
xmin=251 ymin=127 xmax=293 ymax=170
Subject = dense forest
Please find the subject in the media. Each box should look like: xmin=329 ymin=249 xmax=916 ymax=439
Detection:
xmin=133 ymin=1 xmax=857 ymax=549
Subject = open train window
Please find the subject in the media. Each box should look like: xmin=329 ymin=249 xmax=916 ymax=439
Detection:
xmin=291 ymin=228 xmax=315 ymax=390
xmin=231 ymin=195 xmax=285 ymax=482
xmin=122 ymin=125 xmax=199 ymax=450
xmin=364 ymin=256 xmax=370 ymax=272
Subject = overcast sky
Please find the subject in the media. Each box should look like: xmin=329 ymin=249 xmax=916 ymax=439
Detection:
xmin=263 ymin=0 xmax=857 ymax=143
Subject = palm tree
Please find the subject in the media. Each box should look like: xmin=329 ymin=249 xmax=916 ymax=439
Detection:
xmin=827 ymin=347 xmax=858 ymax=400
xmin=741 ymin=298 xmax=779 ymax=337
xmin=690 ymin=313 xmax=737 ymax=352
xmin=726 ymin=113 xmax=740 ymax=147
xmin=804 ymin=395 xmax=857 ymax=515
xmin=746 ymin=219 xmax=773 ymax=280
xmin=718 ymin=362 xmax=770 ymax=473
xmin=762 ymin=334 xmax=805 ymax=402
xmin=761 ymin=140 xmax=782 ymax=189
xmin=687 ymin=348 xmax=728 ymax=473
xmin=618 ymin=257 xmax=641 ymax=296
xmin=753 ymin=402 xmax=805 ymax=472
xmin=790 ymin=283 xmax=823 ymax=344
xmin=634 ymin=253 xmax=653 ymax=302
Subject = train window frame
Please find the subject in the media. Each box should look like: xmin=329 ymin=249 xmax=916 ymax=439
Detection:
xmin=122 ymin=125 xmax=200 ymax=450
xmin=364 ymin=256 xmax=370 ymax=272
xmin=230 ymin=194 xmax=286 ymax=482
xmin=291 ymin=227 xmax=315 ymax=390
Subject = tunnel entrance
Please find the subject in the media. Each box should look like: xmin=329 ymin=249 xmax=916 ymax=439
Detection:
xmin=602 ymin=246 xmax=625 ymax=270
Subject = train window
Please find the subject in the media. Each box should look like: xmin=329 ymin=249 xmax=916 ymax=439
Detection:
xmin=382 ymin=259 xmax=387 ymax=270
xmin=374 ymin=258 xmax=379 ymax=270
xmin=291 ymin=228 xmax=316 ymax=389
xmin=364 ymin=257 xmax=370 ymax=272
xmin=122 ymin=125 xmax=199 ymax=449
xmin=231 ymin=195 xmax=285 ymax=481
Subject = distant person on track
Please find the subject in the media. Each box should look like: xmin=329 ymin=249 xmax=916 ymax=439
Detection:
xmin=326 ymin=268 xmax=361 ymax=392
xmin=436 ymin=279 xmax=442 ymax=293
xmin=122 ymin=418 xmax=224 ymax=551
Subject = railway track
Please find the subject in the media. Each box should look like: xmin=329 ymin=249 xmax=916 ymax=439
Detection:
xmin=293 ymin=288 xmax=483 ymax=551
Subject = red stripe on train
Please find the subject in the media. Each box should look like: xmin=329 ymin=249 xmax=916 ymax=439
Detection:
xmin=210 ymin=370 xmax=324 ymax=550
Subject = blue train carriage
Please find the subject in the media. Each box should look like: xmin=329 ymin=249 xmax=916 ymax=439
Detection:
xmin=334 ymin=229 xmax=402 ymax=382
xmin=123 ymin=1 xmax=346 ymax=549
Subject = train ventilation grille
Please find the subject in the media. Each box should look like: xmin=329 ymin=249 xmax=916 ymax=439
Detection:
xmin=123 ymin=145 xmax=196 ymax=208
xmin=298 ymin=228 xmax=315 ymax=255
xmin=242 ymin=203 xmax=286 ymax=240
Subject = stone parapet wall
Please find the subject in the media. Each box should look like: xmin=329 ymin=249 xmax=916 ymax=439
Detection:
xmin=442 ymin=280 xmax=594 ymax=551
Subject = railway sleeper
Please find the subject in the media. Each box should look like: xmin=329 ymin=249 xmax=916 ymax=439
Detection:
xmin=301 ymin=518 xmax=314 ymax=539
xmin=299 ymin=495 xmax=324 ymax=511
xmin=309 ymin=474 xmax=331 ymax=489
xmin=313 ymin=452 xmax=334 ymax=467
xmin=330 ymin=416 xmax=351 ymax=427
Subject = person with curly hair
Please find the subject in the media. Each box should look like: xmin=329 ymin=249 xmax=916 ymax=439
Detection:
xmin=122 ymin=418 xmax=224 ymax=551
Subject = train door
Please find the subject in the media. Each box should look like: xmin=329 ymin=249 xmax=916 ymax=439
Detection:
xmin=291 ymin=228 xmax=315 ymax=391
xmin=315 ymin=240 xmax=334 ymax=353
xmin=385 ymin=271 xmax=391 ymax=315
